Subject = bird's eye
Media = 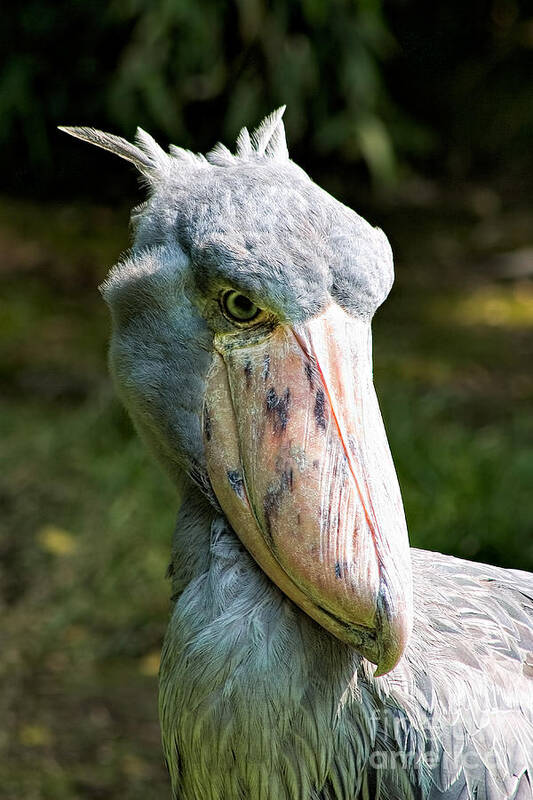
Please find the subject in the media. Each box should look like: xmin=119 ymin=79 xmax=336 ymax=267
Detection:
xmin=220 ymin=290 xmax=261 ymax=324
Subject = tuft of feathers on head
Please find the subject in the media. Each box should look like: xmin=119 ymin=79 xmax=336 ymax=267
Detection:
xmin=58 ymin=106 xmax=289 ymax=182
xmin=206 ymin=106 xmax=288 ymax=166
xmin=251 ymin=106 xmax=289 ymax=159
xmin=57 ymin=126 xmax=165 ymax=177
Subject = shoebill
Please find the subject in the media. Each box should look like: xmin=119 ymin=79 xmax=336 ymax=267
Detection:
xmin=60 ymin=109 xmax=533 ymax=800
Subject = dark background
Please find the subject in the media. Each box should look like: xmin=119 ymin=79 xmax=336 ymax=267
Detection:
xmin=1 ymin=1 xmax=532 ymax=797
xmin=4 ymin=0 xmax=533 ymax=201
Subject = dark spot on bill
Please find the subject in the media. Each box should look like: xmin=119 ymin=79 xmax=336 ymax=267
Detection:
xmin=266 ymin=387 xmax=291 ymax=435
xmin=227 ymin=469 xmax=245 ymax=499
xmin=314 ymin=388 xmax=326 ymax=430
xmin=285 ymin=467 xmax=294 ymax=492
xmin=335 ymin=560 xmax=349 ymax=579
xmin=304 ymin=361 xmax=314 ymax=389
xmin=262 ymin=354 xmax=270 ymax=381
xmin=244 ymin=360 xmax=253 ymax=387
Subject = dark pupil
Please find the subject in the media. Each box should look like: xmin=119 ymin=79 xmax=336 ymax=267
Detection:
xmin=233 ymin=294 xmax=253 ymax=314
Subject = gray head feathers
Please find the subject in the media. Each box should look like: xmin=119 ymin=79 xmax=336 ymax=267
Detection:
xmin=61 ymin=106 xmax=395 ymax=323
xmin=59 ymin=106 xmax=289 ymax=181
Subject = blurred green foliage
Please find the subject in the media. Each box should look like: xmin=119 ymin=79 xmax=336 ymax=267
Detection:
xmin=1 ymin=0 xmax=401 ymax=191
xmin=107 ymin=0 xmax=398 ymax=182
xmin=2 ymin=0 xmax=533 ymax=197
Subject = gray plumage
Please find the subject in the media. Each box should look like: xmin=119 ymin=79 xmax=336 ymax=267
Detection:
xmin=61 ymin=109 xmax=533 ymax=799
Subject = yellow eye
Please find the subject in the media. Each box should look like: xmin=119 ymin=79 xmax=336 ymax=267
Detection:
xmin=221 ymin=290 xmax=261 ymax=324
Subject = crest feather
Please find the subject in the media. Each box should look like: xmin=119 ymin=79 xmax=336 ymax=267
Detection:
xmin=60 ymin=106 xmax=290 ymax=178
xmin=250 ymin=106 xmax=288 ymax=160
xmin=235 ymin=126 xmax=252 ymax=157
xmin=206 ymin=141 xmax=237 ymax=167
xmin=134 ymin=127 xmax=172 ymax=171
xmin=58 ymin=126 xmax=157 ymax=175
xmin=168 ymin=144 xmax=208 ymax=166
xmin=205 ymin=107 xmax=289 ymax=165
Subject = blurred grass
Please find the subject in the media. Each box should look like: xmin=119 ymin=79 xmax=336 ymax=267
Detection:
xmin=1 ymin=193 xmax=532 ymax=798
